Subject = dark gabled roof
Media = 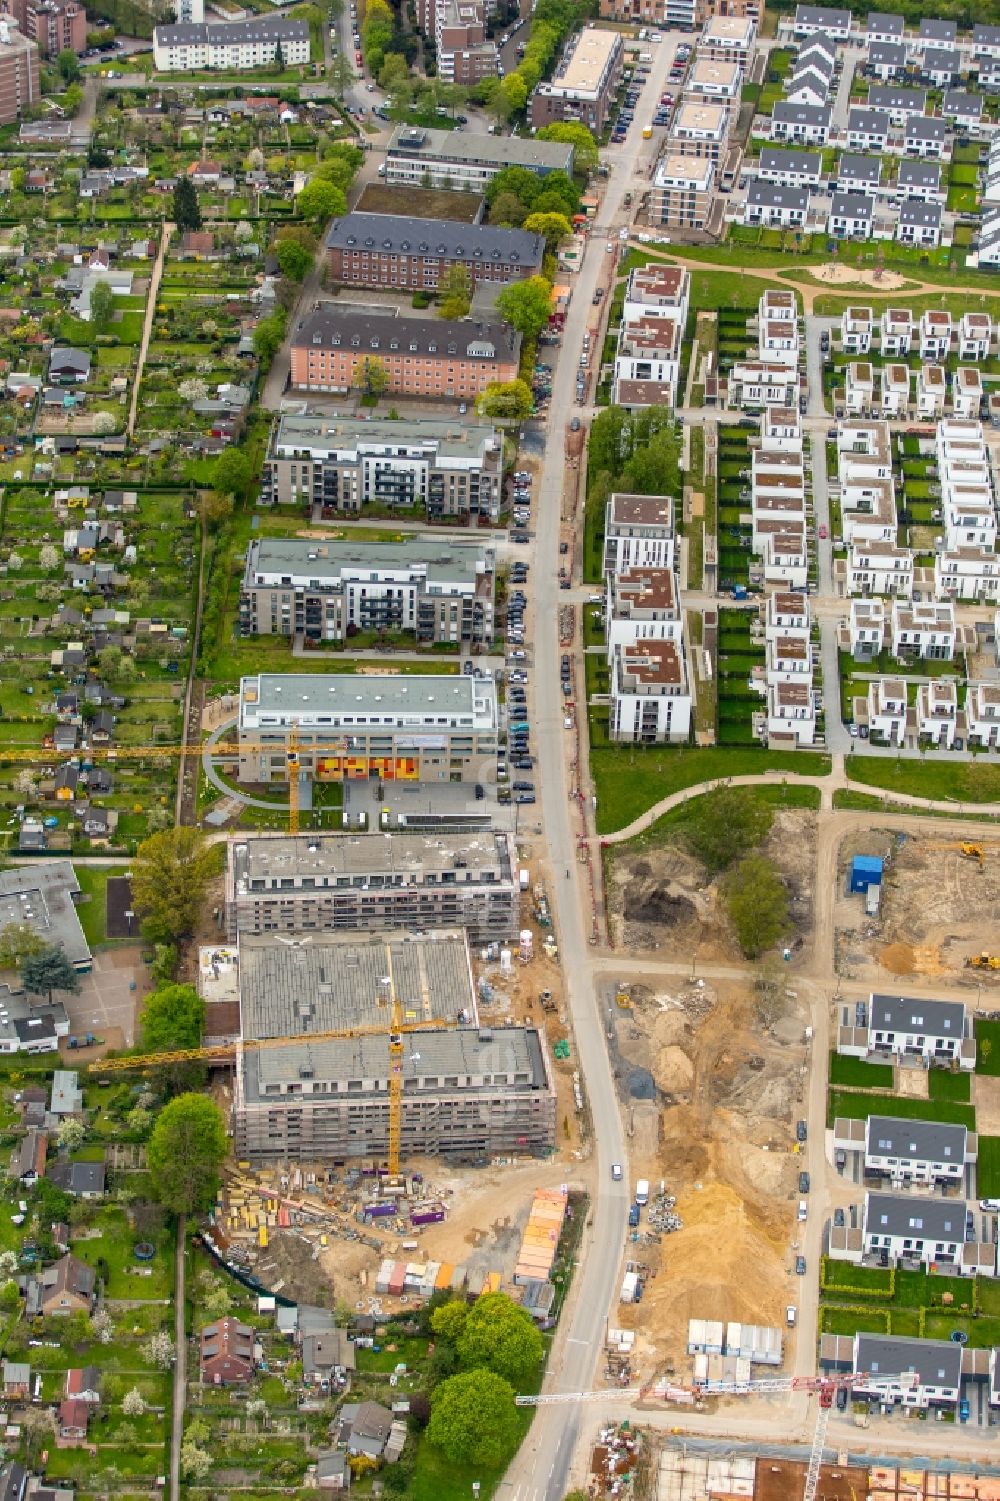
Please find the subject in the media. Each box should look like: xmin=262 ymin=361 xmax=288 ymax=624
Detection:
xmin=868 ymin=85 xmax=926 ymax=110
xmin=831 ymin=191 xmax=875 ymax=218
xmin=325 ymin=213 xmax=543 ymax=269
xmin=747 ymin=182 xmax=810 ymax=209
xmin=864 ymin=1190 xmax=968 ymax=1243
xmin=838 ymin=153 xmax=883 ymax=183
xmin=856 ymin=1333 xmax=961 ymax=1390
xmin=906 ymin=113 xmax=947 ymax=138
xmin=869 ymin=992 xmax=964 ymax=1036
xmin=759 ymin=147 xmax=823 ymax=175
xmin=898 ymin=158 xmax=941 ymax=184
xmin=899 ymin=200 xmax=942 ymax=226
xmin=293 ymin=307 xmax=520 ymax=361
xmin=944 ymin=88 xmax=984 ymax=117
xmin=919 ymin=17 xmax=956 ymax=39
xmin=865 ymin=1113 xmax=967 ymax=1165
xmin=772 ymin=100 xmax=832 ymax=124
xmin=847 ymin=106 xmax=890 ymax=134
xmin=155 ymin=16 xmax=307 ymax=43
xmin=867 ymin=11 xmax=904 ymax=33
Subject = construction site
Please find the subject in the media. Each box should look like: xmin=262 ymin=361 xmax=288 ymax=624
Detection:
xmin=605 ymin=808 xmax=817 ymax=964
xmin=600 ymin=969 xmax=810 ymax=1369
xmin=832 ymin=829 xmax=1000 ymax=984
xmin=654 ymin=1449 xmax=1000 ymax=1501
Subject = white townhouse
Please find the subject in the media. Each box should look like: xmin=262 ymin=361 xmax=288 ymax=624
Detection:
xmin=766 ymin=678 xmax=817 ymax=746
xmin=846 ymin=106 xmax=890 ymax=154
xmin=838 ymin=154 xmax=883 ymax=196
xmin=880 ymin=363 xmax=910 ymax=416
xmin=891 ymin=600 xmax=956 ymax=660
xmin=848 ymin=597 xmax=886 ymax=656
xmin=953 ymin=367 xmax=983 ymax=420
xmin=728 ymin=361 xmax=798 ymax=409
xmin=770 ymin=100 xmax=832 ymax=145
xmin=917 ymin=16 xmax=957 ymax=49
xmin=916 ymin=362 xmax=947 ymax=419
xmin=841 ymin=993 xmax=974 ymax=1070
xmin=863 ymin=1114 xmax=973 ymax=1184
xmin=760 ymin=522 xmax=809 ymax=589
xmin=868 ymin=40 xmax=906 ymax=81
xmin=765 ymin=589 xmax=810 ymax=645
xmin=935 ymin=546 xmax=1000 ymax=603
xmin=755 ymin=147 xmax=824 ymax=190
xmin=967 ymin=681 xmax=1000 ymax=748
xmin=847 ymin=541 xmax=912 ymax=599
xmin=868 ymin=83 xmax=926 ymax=125
xmin=743 ymin=183 xmax=810 ymax=229
xmin=829 ymin=191 xmax=874 ymax=239
xmin=896 ymin=159 xmax=943 ymax=202
xmin=841 ymin=304 xmax=873 ymax=354
xmin=867 ymin=11 xmax=905 ymax=45
xmin=880 ymin=306 xmax=913 ymax=356
xmin=919 ymin=309 xmax=952 ymax=360
xmin=846 ymin=361 xmax=875 ymax=415
xmin=916 ymin=680 xmax=958 ymax=747
xmin=861 ymin=1192 xmax=972 ymax=1273
xmin=905 ymin=115 xmax=949 ymax=160
xmin=864 ymin=676 xmax=908 ymax=742
xmin=851 ymin=1336 xmax=961 ymax=1412
xmin=959 ymin=312 xmax=992 ymax=362
xmin=792 ymin=4 xmax=851 ymax=39
xmin=943 ymin=89 xmax=984 ymax=132
xmin=897 ymin=201 xmax=942 ymax=249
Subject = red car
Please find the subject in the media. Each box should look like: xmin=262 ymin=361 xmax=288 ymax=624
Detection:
xmin=818 ymin=524 xmax=828 ymax=539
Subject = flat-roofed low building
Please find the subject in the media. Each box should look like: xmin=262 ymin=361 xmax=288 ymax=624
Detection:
xmin=610 ymin=638 xmax=691 ymax=744
xmin=239 ymin=536 xmax=495 ymax=648
xmin=233 ymin=1021 xmax=557 ymax=1163
xmin=528 ymin=24 xmax=623 ymax=132
xmin=611 ymin=312 xmax=683 ymax=408
xmin=846 ymin=540 xmax=912 ymax=599
xmin=891 ymin=599 xmax=955 ymax=660
xmin=0 ymin=862 xmax=90 ymax=970
xmin=225 ymin=832 xmax=520 ymax=944
xmin=383 ymin=124 xmax=574 ymax=192
xmin=262 ymin=413 xmax=503 ymax=521
xmin=237 ymin=672 xmax=498 ymax=786
xmin=650 ymin=153 xmax=714 ymax=229
xmin=934 ymin=545 xmax=1000 ymax=604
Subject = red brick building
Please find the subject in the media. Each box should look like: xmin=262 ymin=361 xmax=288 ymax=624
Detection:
xmin=0 ymin=20 xmax=38 ymax=126
xmin=325 ymin=213 xmax=544 ymax=293
xmin=290 ymin=308 xmax=520 ymax=399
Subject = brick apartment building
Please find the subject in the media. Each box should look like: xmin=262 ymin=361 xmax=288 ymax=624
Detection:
xmin=289 ymin=308 xmax=520 ymax=399
xmin=415 ymin=0 xmax=497 ymax=82
xmin=529 ymin=24 xmax=623 ymax=132
xmin=325 ymin=213 xmax=544 ymax=292
xmin=599 ymin=0 xmax=760 ymax=27
xmin=0 ymin=20 xmax=38 ymax=126
xmin=0 ymin=0 xmax=85 ymax=55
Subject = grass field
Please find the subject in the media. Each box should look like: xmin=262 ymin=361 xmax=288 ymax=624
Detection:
xmin=354 ymin=182 xmax=482 ymax=222
xmin=73 ymin=864 xmax=133 ymax=950
xmin=846 ymin=756 xmax=1000 ymax=804
xmin=827 ymin=1089 xmax=975 ymax=1129
xmin=828 ymin=1054 xmax=894 ymax=1089
xmin=978 ymin=1135 xmax=1000 ymax=1195
xmin=590 ymin=746 xmax=831 ymax=834
xmin=625 ymin=783 xmax=821 ymax=853
xmin=927 ymin=1070 xmax=972 ymax=1103
xmin=976 ymin=1020 xmax=1000 ymax=1076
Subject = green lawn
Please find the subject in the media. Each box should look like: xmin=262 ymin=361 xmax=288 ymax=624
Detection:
xmin=975 ymin=1020 xmax=1000 ymax=1076
xmin=827 ymin=1089 xmax=975 ymax=1129
xmin=847 ymin=756 xmax=1000 ymax=804
xmin=977 ymin=1135 xmax=1000 ymax=1196
xmin=73 ymin=864 xmax=132 ymax=950
xmin=928 ymin=1070 xmax=971 ymax=1103
xmin=828 ymin=1054 xmax=894 ymax=1089
xmin=591 ymin=746 xmax=830 ymax=834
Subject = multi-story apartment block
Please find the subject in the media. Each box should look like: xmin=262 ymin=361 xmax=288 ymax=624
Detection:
xmin=728 ymin=361 xmax=798 ymax=409
xmin=603 ymin=493 xmax=675 ymax=575
xmin=669 ymin=100 xmax=732 ymax=163
xmin=891 ymin=600 xmax=956 ymax=660
xmin=967 ymin=681 xmax=1000 ymax=748
xmin=324 ymin=214 xmax=543 ymax=291
xmin=529 ymin=24 xmax=623 ymax=132
xmin=848 ymin=598 xmax=886 ymax=657
xmin=239 ymin=537 xmax=496 ymax=648
xmin=433 ymin=0 xmax=498 ymax=84
xmin=762 ymin=405 xmax=803 ymax=452
xmin=761 ymin=523 xmax=809 ymax=589
xmin=152 ymin=16 xmax=309 ymax=69
xmin=606 ymin=567 xmax=682 ymax=653
xmin=383 ymin=125 xmax=574 ymax=193
xmin=234 ymin=1023 xmax=556 ymax=1163
xmin=237 ymin=672 xmax=499 ymax=786
xmin=289 ymin=309 xmax=519 ymax=399
xmin=224 ymin=832 xmax=520 ymax=944
xmin=687 ymin=57 xmax=742 ymax=98
xmin=650 ymin=153 xmax=715 ymax=229
xmin=610 ymin=639 xmax=691 ymax=743
xmin=765 ymin=589 xmax=810 ymax=645
xmin=611 ymin=263 xmax=690 ymax=408
xmin=0 ymin=0 xmax=84 ymax=55
xmin=0 ymin=19 xmax=37 ymax=125
xmin=599 ymin=0 xmax=760 ymax=25
xmin=766 ymin=679 xmax=816 ymax=746
xmin=700 ymin=13 xmax=755 ymax=64
xmin=261 ymin=414 xmax=503 ymax=521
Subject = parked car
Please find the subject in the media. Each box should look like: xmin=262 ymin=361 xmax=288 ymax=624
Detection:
xmin=795 ymin=1256 xmax=806 ymax=1275
xmin=796 ymin=1119 xmax=807 ymax=1142
xmin=799 ymin=1171 xmax=810 ymax=1193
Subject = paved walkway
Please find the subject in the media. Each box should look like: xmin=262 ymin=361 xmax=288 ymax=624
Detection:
xmin=128 ymin=222 xmax=172 ymax=440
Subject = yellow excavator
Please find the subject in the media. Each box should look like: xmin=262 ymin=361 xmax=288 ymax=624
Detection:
xmin=966 ymin=952 xmax=1000 ymax=970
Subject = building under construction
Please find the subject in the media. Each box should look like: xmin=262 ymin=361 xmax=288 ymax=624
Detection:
xmin=224 ymin=831 xmax=520 ymax=945
xmin=229 ymin=930 xmax=556 ymax=1164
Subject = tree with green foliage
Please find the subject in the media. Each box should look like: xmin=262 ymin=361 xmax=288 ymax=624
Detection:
xmin=523 ymin=211 xmax=573 ymax=251
xmin=22 ymin=945 xmax=80 ymax=1005
xmin=489 ymin=190 xmax=527 ymax=227
xmin=683 ymin=788 xmax=774 ymax=875
xmin=275 ymin=237 xmax=314 ymax=281
xmin=379 ymin=52 xmax=409 ymax=89
xmin=89 ymin=278 xmax=115 ymax=333
xmin=213 ymin=448 xmax=254 ymax=502
xmin=361 ymin=0 xmax=393 ymax=72
xmin=427 ymin=1369 xmax=519 ymax=1467
xmin=437 ymin=263 xmax=472 ymax=320
xmin=140 ymin=983 xmax=205 ymax=1054
xmin=253 ymin=310 xmax=287 ymax=368
xmin=476 ymin=378 xmax=533 ymax=420
xmin=147 ymin=1094 xmax=228 ymax=1216
xmin=274 ymin=36 xmax=285 ymax=68
xmin=495 ymin=274 xmax=553 ymax=339
xmin=0 ymin=923 xmax=44 ymax=970
xmin=456 ymin=1291 xmax=543 ymax=1385
xmin=62 ymin=82 xmax=83 ymax=115
xmin=352 ymin=355 xmax=389 ymax=397
xmin=57 ymin=48 xmax=80 ymax=82
xmin=130 ymin=828 xmax=218 ymax=944
xmin=297 ymin=176 xmax=346 ymax=227
xmin=429 ymin=1298 xmax=469 ymax=1343
xmin=724 ymin=854 xmax=789 ymax=958
xmin=537 ymin=120 xmax=598 ymax=171
xmin=172 ymin=176 xmax=202 ymax=232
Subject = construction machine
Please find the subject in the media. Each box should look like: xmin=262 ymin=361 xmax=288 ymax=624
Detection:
xmin=967 ymin=952 xmax=1000 ymax=970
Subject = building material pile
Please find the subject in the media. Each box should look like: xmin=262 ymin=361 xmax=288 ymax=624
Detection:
xmin=513 ymin=1186 xmax=567 ymax=1285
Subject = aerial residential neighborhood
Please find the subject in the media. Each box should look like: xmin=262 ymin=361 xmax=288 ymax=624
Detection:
xmin=0 ymin=0 xmax=999 ymax=1499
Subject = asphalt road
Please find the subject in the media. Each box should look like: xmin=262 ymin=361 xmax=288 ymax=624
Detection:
xmin=495 ymin=33 xmax=693 ymax=1501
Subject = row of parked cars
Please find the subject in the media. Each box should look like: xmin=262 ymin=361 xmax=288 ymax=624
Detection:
xmin=501 ymin=556 xmax=535 ymax=804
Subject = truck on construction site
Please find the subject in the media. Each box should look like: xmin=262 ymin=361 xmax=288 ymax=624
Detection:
xmin=635 ymin=1179 xmax=650 ymax=1206
xmin=410 ymin=1203 xmax=447 ymax=1226
xmin=519 ymin=868 xmax=530 ymax=892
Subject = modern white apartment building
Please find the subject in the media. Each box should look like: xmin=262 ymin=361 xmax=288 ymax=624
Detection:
xmin=846 ymin=541 xmax=913 ymax=599
xmin=610 ymin=639 xmax=692 ymax=744
xmin=891 ymin=600 xmax=956 ymax=660
xmin=915 ymin=680 xmax=958 ymax=747
xmin=603 ymin=493 xmax=675 ymax=575
xmin=847 ymin=598 xmax=886 ymax=657
xmin=934 ymin=546 xmax=1000 ymax=603
xmin=864 ymin=676 xmax=907 ymax=742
